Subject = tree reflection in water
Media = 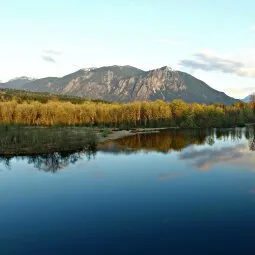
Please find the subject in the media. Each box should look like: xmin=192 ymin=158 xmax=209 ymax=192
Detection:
xmin=26 ymin=150 xmax=96 ymax=172
xmin=249 ymin=138 xmax=255 ymax=151
xmin=0 ymin=147 xmax=97 ymax=173
xmin=99 ymin=128 xmax=255 ymax=154
xmin=0 ymin=127 xmax=254 ymax=172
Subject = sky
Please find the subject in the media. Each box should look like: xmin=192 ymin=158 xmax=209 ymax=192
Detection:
xmin=1 ymin=0 xmax=255 ymax=98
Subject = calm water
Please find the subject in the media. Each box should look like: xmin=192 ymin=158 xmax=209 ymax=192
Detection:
xmin=1 ymin=128 xmax=255 ymax=255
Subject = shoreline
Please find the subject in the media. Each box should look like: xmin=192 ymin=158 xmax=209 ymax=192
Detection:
xmin=0 ymin=126 xmax=251 ymax=156
xmin=98 ymin=127 xmax=179 ymax=143
xmin=0 ymin=126 xmax=174 ymax=156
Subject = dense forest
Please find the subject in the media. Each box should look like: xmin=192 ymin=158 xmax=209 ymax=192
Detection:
xmin=0 ymin=89 xmax=254 ymax=128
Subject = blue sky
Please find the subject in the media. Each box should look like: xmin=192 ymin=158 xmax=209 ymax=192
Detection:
xmin=1 ymin=0 xmax=255 ymax=98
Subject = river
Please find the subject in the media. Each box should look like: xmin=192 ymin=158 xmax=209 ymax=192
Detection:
xmin=1 ymin=128 xmax=255 ymax=254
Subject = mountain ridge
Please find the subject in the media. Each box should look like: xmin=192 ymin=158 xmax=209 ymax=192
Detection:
xmin=0 ymin=65 xmax=239 ymax=105
xmin=0 ymin=76 xmax=36 ymax=89
xmin=242 ymin=94 xmax=255 ymax=103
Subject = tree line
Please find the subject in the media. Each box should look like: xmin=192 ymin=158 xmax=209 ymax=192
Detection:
xmin=0 ymin=99 xmax=254 ymax=128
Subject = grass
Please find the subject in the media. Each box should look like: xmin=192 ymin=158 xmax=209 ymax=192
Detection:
xmin=0 ymin=126 xmax=98 ymax=156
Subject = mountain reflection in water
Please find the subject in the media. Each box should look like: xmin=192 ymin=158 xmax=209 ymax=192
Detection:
xmin=0 ymin=127 xmax=254 ymax=172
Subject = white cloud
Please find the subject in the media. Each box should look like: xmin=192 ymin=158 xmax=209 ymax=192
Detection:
xmin=42 ymin=49 xmax=62 ymax=55
xmin=179 ymin=49 xmax=255 ymax=78
xmin=42 ymin=55 xmax=56 ymax=63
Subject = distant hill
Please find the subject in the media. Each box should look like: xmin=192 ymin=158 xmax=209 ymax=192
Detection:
xmin=2 ymin=66 xmax=239 ymax=105
xmin=242 ymin=94 xmax=255 ymax=103
xmin=0 ymin=77 xmax=35 ymax=89
xmin=243 ymin=95 xmax=251 ymax=103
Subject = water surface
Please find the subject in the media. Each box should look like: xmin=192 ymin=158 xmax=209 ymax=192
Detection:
xmin=1 ymin=128 xmax=255 ymax=254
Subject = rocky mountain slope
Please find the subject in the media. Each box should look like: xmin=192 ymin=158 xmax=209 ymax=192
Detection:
xmin=1 ymin=66 xmax=238 ymax=104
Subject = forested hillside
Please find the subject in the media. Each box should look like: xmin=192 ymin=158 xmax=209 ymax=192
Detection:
xmin=0 ymin=89 xmax=107 ymax=104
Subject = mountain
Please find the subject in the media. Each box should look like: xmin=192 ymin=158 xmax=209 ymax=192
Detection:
xmin=0 ymin=77 xmax=35 ymax=89
xmin=242 ymin=94 xmax=255 ymax=103
xmin=8 ymin=65 xmax=238 ymax=104
xmin=243 ymin=95 xmax=251 ymax=103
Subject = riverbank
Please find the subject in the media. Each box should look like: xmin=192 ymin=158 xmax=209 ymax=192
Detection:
xmin=0 ymin=126 xmax=174 ymax=156
xmin=0 ymin=125 xmax=250 ymax=156
xmin=98 ymin=127 xmax=178 ymax=143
